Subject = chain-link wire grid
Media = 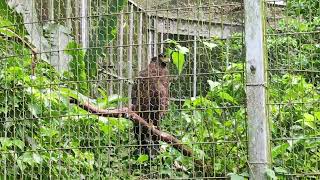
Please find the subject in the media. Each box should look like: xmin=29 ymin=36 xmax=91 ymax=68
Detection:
xmin=266 ymin=0 xmax=320 ymax=178
xmin=2 ymin=0 xmax=316 ymax=179
xmin=0 ymin=0 xmax=248 ymax=179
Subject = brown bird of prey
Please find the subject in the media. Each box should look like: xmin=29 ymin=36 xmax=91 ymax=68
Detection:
xmin=131 ymin=53 xmax=171 ymax=156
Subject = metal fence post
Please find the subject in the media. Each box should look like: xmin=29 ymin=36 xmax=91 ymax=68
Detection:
xmin=244 ymin=0 xmax=270 ymax=179
xmin=80 ymin=0 xmax=88 ymax=49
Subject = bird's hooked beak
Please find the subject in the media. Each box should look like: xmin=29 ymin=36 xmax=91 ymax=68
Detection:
xmin=158 ymin=53 xmax=171 ymax=63
xmin=161 ymin=56 xmax=171 ymax=63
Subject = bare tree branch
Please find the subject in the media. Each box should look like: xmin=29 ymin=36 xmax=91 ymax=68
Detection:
xmin=69 ymin=97 xmax=211 ymax=171
xmin=69 ymin=97 xmax=193 ymax=156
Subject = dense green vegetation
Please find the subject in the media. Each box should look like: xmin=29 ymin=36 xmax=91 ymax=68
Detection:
xmin=0 ymin=0 xmax=319 ymax=179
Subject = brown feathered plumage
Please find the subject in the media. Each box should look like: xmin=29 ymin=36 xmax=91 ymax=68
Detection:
xmin=131 ymin=54 xmax=170 ymax=155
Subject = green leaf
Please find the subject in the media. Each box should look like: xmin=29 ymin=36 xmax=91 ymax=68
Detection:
xmin=84 ymin=0 xmax=127 ymax=80
xmin=228 ymin=173 xmax=245 ymax=180
xmin=7 ymin=0 xmax=51 ymax=63
xmin=40 ymin=126 xmax=58 ymax=138
xmin=20 ymin=152 xmax=34 ymax=166
xmin=218 ymin=91 xmax=238 ymax=104
xmin=203 ymin=41 xmax=218 ymax=50
xmin=176 ymin=45 xmax=189 ymax=54
xmin=65 ymin=41 xmax=88 ymax=94
xmin=274 ymin=167 xmax=288 ymax=174
xmin=164 ymin=39 xmax=178 ymax=45
xmin=137 ymin=154 xmax=148 ymax=164
xmin=17 ymin=159 xmax=26 ymax=171
xmin=297 ymin=113 xmax=316 ymax=129
xmin=32 ymin=153 xmax=43 ymax=164
xmin=207 ymin=80 xmax=220 ymax=91
xmin=59 ymin=87 xmax=95 ymax=105
xmin=171 ymin=51 xmax=185 ymax=75
xmin=0 ymin=137 xmax=12 ymax=149
xmin=27 ymin=103 xmax=40 ymax=117
xmin=314 ymin=111 xmax=320 ymax=121
xmin=12 ymin=139 xmax=25 ymax=150
xmin=266 ymin=168 xmax=277 ymax=179
xmin=272 ymin=143 xmax=289 ymax=158
xmin=0 ymin=27 xmax=16 ymax=37
xmin=0 ymin=1 xmax=26 ymax=35
xmin=165 ymin=48 xmax=174 ymax=58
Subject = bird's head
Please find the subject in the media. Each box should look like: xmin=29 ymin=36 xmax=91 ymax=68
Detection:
xmin=152 ymin=53 xmax=171 ymax=65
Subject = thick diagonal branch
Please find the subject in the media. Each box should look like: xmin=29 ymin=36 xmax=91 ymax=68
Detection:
xmin=70 ymin=98 xmax=193 ymax=156
xmin=70 ymin=98 xmax=211 ymax=171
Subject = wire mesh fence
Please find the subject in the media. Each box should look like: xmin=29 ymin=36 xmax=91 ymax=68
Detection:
xmin=266 ymin=0 xmax=320 ymax=179
xmin=0 ymin=0 xmax=319 ymax=179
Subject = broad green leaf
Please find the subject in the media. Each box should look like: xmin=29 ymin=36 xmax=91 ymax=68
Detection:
xmin=218 ymin=91 xmax=238 ymax=104
xmin=298 ymin=113 xmax=316 ymax=129
xmin=165 ymin=48 xmax=174 ymax=58
xmin=137 ymin=154 xmax=148 ymax=164
xmin=0 ymin=27 xmax=16 ymax=37
xmin=266 ymin=168 xmax=277 ymax=179
xmin=59 ymin=87 xmax=95 ymax=105
xmin=99 ymin=122 xmax=111 ymax=135
xmin=40 ymin=126 xmax=58 ymax=138
xmin=239 ymin=172 xmax=249 ymax=177
xmin=314 ymin=111 xmax=320 ymax=121
xmin=17 ymin=159 xmax=26 ymax=171
xmin=12 ymin=139 xmax=25 ymax=150
xmin=32 ymin=153 xmax=43 ymax=164
xmin=171 ymin=51 xmax=185 ymax=74
xmin=272 ymin=143 xmax=289 ymax=158
xmin=20 ymin=152 xmax=34 ymax=166
xmin=207 ymin=80 xmax=220 ymax=91
xmin=0 ymin=137 xmax=12 ymax=149
xmin=303 ymin=113 xmax=315 ymax=121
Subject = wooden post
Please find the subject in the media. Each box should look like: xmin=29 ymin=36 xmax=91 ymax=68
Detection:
xmin=128 ymin=4 xmax=134 ymax=105
xmin=48 ymin=0 xmax=54 ymax=21
xmin=244 ymin=0 xmax=270 ymax=179
xmin=137 ymin=12 xmax=143 ymax=72
xmin=193 ymin=36 xmax=197 ymax=99
xmin=80 ymin=0 xmax=88 ymax=49
xmin=160 ymin=32 xmax=164 ymax=53
xmin=74 ymin=0 xmax=80 ymax=43
xmin=66 ymin=0 xmax=72 ymax=29
xmin=147 ymin=16 xmax=153 ymax=63
xmin=109 ymin=46 xmax=114 ymax=95
xmin=153 ymin=17 xmax=158 ymax=56
xmin=118 ymin=13 xmax=124 ymax=107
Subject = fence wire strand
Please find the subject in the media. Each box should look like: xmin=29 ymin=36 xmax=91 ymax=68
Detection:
xmin=0 ymin=0 xmax=319 ymax=179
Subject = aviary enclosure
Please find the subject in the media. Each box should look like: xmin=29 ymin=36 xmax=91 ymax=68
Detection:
xmin=0 ymin=0 xmax=319 ymax=179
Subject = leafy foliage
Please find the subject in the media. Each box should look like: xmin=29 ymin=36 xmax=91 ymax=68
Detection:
xmin=0 ymin=0 xmax=319 ymax=179
xmin=64 ymin=41 xmax=88 ymax=94
xmin=165 ymin=39 xmax=190 ymax=74
xmin=84 ymin=0 xmax=128 ymax=80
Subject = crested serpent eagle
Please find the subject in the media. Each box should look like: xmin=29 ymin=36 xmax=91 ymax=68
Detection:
xmin=131 ymin=53 xmax=171 ymax=156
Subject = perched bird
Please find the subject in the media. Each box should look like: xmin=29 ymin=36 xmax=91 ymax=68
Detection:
xmin=131 ymin=53 xmax=171 ymax=156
